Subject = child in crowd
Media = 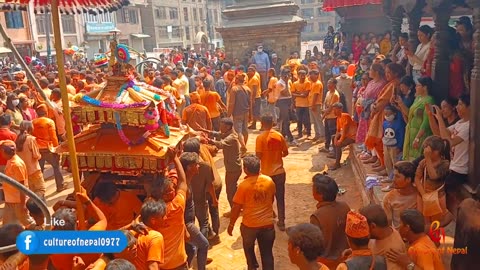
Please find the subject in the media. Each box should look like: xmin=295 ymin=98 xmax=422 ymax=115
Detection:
xmin=383 ymin=161 xmax=418 ymax=229
xmin=381 ymin=106 xmax=405 ymax=191
xmin=366 ymin=37 xmax=380 ymax=56
xmin=415 ymin=135 xmax=453 ymax=227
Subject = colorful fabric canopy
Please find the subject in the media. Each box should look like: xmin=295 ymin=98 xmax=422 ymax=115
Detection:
xmin=323 ymin=0 xmax=383 ymax=12
xmin=2 ymin=0 xmax=130 ymax=13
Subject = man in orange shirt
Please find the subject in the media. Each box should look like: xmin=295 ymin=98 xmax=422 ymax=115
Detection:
xmin=131 ymin=200 xmax=166 ymax=270
xmin=256 ymin=115 xmax=288 ymax=231
xmin=386 ymin=209 xmax=445 ymax=270
xmin=262 ymin=68 xmax=279 ymax=124
xmin=200 ymin=80 xmax=226 ymax=131
xmin=1 ymin=140 xmax=33 ymax=227
xmin=308 ymin=69 xmax=325 ymax=142
xmin=92 ymin=182 xmax=143 ymax=230
xmin=328 ymin=102 xmax=356 ymax=170
xmin=228 ymin=155 xmax=276 ymax=270
xmin=247 ymin=66 xmax=261 ymax=130
xmin=49 ymin=193 xmax=107 ymax=270
xmin=144 ymin=70 xmax=155 ymax=85
xmin=32 ymin=104 xmax=66 ymax=192
xmin=150 ymin=150 xmax=189 ymax=270
xmin=291 ymin=70 xmax=311 ymax=139
xmin=182 ymin=92 xmax=212 ymax=132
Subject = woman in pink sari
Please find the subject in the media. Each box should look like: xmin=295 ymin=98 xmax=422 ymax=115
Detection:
xmin=365 ymin=63 xmax=406 ymax=169
xmin=355 ymin=63 xmax=386 ymax=155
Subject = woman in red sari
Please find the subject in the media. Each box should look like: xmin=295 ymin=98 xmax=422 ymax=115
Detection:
xmin=365 ymin=63 xmax=405 ymax=169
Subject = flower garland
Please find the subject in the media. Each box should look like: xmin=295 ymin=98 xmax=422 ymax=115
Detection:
xmin=116 ymin=78 xmax=140 ymax=98
xmin=114 ymin=112 xmax=151 ymax=146
xmin=81 ymin=94 xmax=149 ymax=109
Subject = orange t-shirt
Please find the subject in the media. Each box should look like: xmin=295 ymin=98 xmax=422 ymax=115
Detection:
xmin=308 ymin=80 xmax=324 ymax=106
xmin=336 ymin=113 xmax=357 ymax=141
xmin=291 ymin=80 xmax=311 ymax=107
xmin=233 ymin=174 xmax=276 ymax=228
xmin=267 ymin=77 xmax=279 ymax=103
xmin=156 ymin=190 xmax=187 ymax=269
xmin=132 ymin=229 xmax=165 ymax=270
xmin=196 ymin=86 xmax=206 ymax=96
xmin=32 ymin=117 xmax=58 ymax=149
xmin=49 ymin=204 xmax=106 ymax=270
xmin=3 ymin=155 xmax=27 ymax=204
xmin=93 ymin=191 xmax=142 ymax=230
xmin=256 ymin=129 xmax=288 ymax=176
xmin=200 ymin=91 xmax=222 ymax=118
xmin=408 ymin=235 xmax=445 ymax=270
xmin=248 ymin=75 xmax=261 ymax=98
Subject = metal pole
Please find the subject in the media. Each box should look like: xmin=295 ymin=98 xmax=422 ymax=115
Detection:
xmin=45 ymin=10 xmax=51 ymax=66
xmin=51 ymin=0 xmax=86 ymax=229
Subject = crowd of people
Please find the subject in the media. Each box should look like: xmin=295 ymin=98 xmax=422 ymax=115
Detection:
xmin=0 ymin=14 xmax=478 ymax=270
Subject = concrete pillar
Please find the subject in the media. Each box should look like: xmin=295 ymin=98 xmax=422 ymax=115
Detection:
xmin=431 ymin=1 xmax=453 ymax=103
xmin=466 ymin=0 xmax=480 ymax=190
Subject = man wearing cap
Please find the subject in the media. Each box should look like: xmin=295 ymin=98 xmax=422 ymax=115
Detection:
xmin=337 ymin=211 xmax=387 ymax=270
xmin=182 ymin=92 xmax=212 ymax=132
xmin=252 ymin=45 xmax=270 ymax=90
xmin=1 ymin=140 xmax=34 ymax=226
xmin=286 ymin=223 xmax=329 ymax=270
xmin=32 ymin=104 xmax=66 ymax=193
xmin=328 ymin=102 xmax=356 ymax=170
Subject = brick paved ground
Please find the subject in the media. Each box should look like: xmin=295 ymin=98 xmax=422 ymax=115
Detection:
xmin=205 ymin=130 xmax=364 ymax=270
xmin=0 ymin=128 xmax=364 ymax=270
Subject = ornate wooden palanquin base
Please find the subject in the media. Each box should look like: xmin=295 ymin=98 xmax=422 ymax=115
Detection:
xmin=58 ymin=125 xmax=187 ymax=176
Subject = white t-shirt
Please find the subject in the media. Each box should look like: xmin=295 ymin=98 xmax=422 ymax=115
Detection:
xmin=448 ymin=119 xmax=469 ymax=174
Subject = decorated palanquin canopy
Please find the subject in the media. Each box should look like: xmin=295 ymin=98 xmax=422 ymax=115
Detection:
xmin=57 ymin=43 xmax=187 ymax=175
xmin=323 ymin=0 xmax=383 ymax=11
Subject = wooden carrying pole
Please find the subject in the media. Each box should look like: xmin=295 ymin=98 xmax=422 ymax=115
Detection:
xmin=50 ymin=0 xmax=85 ymax=229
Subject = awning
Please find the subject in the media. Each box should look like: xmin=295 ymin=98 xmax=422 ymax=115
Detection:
xmin=0 ymin=47 xmax=12 ymax=54
xmin=131 ymin=33 xmax=150 ymax=39
xmin=323 ymin=0 xmax=383 ymax=12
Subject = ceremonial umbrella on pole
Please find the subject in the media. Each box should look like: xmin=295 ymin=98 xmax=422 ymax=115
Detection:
xmin=2 ymin=0 xmax=131 ymax=229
